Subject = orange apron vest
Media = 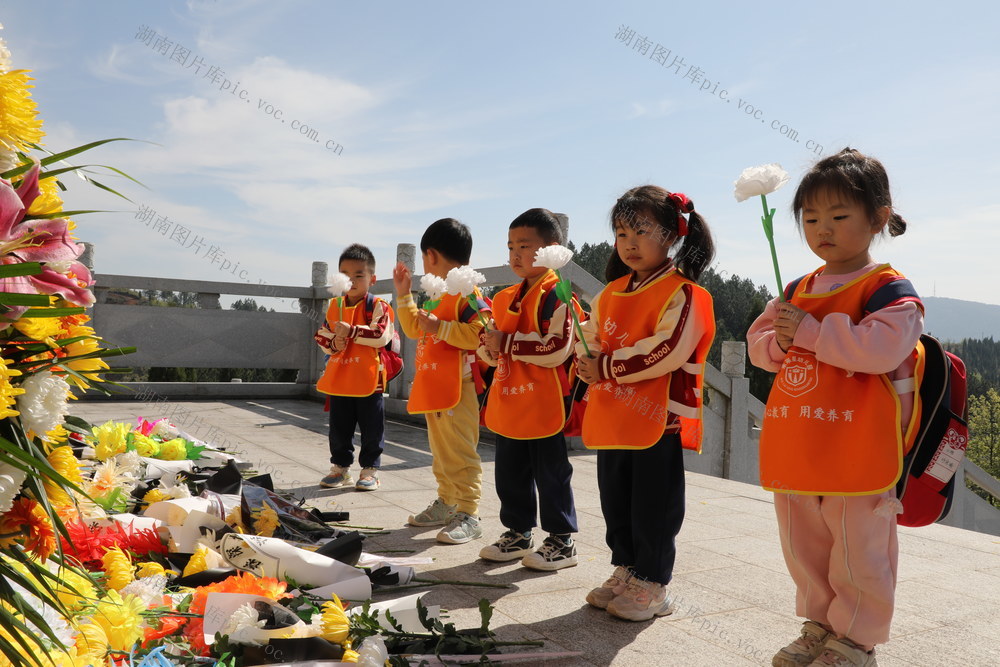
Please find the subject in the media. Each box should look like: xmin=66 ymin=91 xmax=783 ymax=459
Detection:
xmin=407 ymin=292 xmax=473 ymax=414
xmin=485 ymin=270 xmax=567 ymax=439
xmin=582 ymin=270 xmax=715 ymax=450
xmin=316 ymin=297 xmax=382 ymax=397
xmin=760 ymin=264 xmax=920 ymax=495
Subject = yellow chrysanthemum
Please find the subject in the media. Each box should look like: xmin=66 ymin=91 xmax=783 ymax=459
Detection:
xmin=341 ymin=649 xmax=360 ymax=663
xmin=0 ymin=70 xmax=44 ymax=153
xmin=44 ymin=423 xmax=70 ymax=445
xmin=0 ymin=357 xmax=24 ymax=419
xmin=133 ymin=433 xmax=161 ymax=458
xmin=90 ymin=590 xmax=145 ymax=652
xmin=26 ymin=175 xmax=68 ymax=221
xmin=44 ymin=444 xmax=83 ymax=507
xmin=225 ymin=504 xmax=246 ymax=532
xmin=91 ymin=420 xmax=130 ymax=460
xmin=73 ymin=621 xmax=109 ymax=666
xmin=253 ymin=506 xmax=281 ymax=537
xmin=182 ymin=545 xmax=210 ymax=577
xmin=53 ymin=565 xmax=97 ymax=612
xmin=320 ymin=595 xmax=350 ymax=643
xmin=101 ymin=546 xmax=134 ymax=591
xmin=136 ymin=561 xmax=166 ymax=578
xmin=158 ymin=438 xmax=188 ymax=461
xmin=142 ymin=487 xmax=169 ymax=505
xmin=57 ymin=325 xmax=109 ymax=389
xmin=12 ymin=315 xmax=63 ymax=342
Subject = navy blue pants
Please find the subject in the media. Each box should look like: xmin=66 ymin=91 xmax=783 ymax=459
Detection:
xmin=328 ymin=392 xmax=384 ymax=469
xmin=494 ymin=432 xmax=578 ymax=535
xmin=597 ymin=432 xmax=685 ymax=585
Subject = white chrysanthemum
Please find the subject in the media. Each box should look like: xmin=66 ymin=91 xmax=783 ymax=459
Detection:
xmin=221 ymin=602 xmax=266 ymax=646
xmin=16 ymin=371 xmax=71 ymax=440
xmin=419 ymin=273 xmax=448 ymax=301
xmin=0 ymin=461 xmax=26 ymax=514
xmin=121 ymin=574 xmax=167 ymax=606
xmin=357 ymin=636 xmax=390 ymax=667
xmin=532 ymin=245 xmax=574 ymax=270
xmin=9 ymin=579 xmax=77 ymax=649
xmin=113 ymin=450 xmax=143 ymax=477
xmin=445 ymin=265 xmax=486 ymax=297
xmin=734 ymin=163 xmax=790 ymax=202
xmin=85 ymin=458 xmax=139 ymax=497
xmin=327 ymin=272 xmax=353 ymax=297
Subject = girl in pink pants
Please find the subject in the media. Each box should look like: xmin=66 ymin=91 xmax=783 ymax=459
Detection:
xmin=748 ymin=148 xmax=923 ymax=667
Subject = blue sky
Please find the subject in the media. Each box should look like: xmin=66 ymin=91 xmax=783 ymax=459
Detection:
xmin=4 ymin=1 xmax=998 ymax=306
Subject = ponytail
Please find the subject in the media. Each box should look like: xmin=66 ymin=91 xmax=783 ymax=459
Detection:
xmin=887 ymin=211 xmax=907 ymax=237
xmin=675 ymin=211 xmax=714 ymax=281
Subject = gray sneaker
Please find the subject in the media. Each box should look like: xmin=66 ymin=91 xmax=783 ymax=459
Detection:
xmin=436 ymin=512 xmax=483 ymax=544
xmin=408 ymin=498 xmax=456 ymax=527
xmin=320 ymin=465 xmax=353 ymax=488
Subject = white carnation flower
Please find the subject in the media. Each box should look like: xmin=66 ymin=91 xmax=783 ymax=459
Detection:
xmin=445 ymin=265 xmax=486 ymax=297
xmin=16 ymin=371 xmax=71 ymax=439
xmin=327 ymin=272 xmax=353 ymax=297
xmin=419 ymin=273 xmax=448 ymax=301
xmin=734 ymin=163 xmax=790 ymax=202
xmin=0 ymin=461 xmax=26 ymax=514
xmin=532 ymin=245 xmax=574 ymax=270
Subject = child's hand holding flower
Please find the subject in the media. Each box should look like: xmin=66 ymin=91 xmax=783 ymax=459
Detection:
xmin=576 ymin=353 xmax=601 ymax=384
xmin=484 ymin=329 xmax=504 ymax=356
xmin=333 ymin=321 xmax=351 ymax=337
xmin=417 ymin=310 xmax=441 ymax=334
xmin=773 ymin=302 xmax=807 ymax=352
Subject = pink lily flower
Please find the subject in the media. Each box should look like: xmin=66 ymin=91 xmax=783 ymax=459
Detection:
xmin=0 ymin=160 xmax=94 ymax=328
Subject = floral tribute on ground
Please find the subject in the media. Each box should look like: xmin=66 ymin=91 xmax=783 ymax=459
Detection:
xmin=0 ymin=27 xmax=562 ymax=667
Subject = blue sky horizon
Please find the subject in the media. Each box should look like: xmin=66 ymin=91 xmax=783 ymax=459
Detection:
xmin=4 ymin=1 xmax=998 ymax=308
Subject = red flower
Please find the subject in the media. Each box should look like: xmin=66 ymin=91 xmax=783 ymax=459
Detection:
xmin=61 ymin=520 xmax=167 ymax=569
xmin=0 ymin=497 xmax=56 ymax=560
xmin=183 ymin=572 xmax=291 ymax=656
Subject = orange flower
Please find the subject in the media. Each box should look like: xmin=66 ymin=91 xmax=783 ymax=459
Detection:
xmin=0 ymin=497 xmax=56 ymax=560
xmin=183 ymin=572 xmax=290 ymax=656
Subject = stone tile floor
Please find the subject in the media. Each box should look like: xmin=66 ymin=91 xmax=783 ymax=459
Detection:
xmin=71 ymin=399 xmax=1000 ymax=666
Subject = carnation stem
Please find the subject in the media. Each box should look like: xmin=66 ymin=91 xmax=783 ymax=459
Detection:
xmin=467 ymin=294 xmax=490 ymax=332
xmin=760 ymin=194 xmax=785 ymax=301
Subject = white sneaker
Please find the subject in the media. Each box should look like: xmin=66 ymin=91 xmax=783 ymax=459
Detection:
xmin=436 ymin=512 xmax=483 ymax=544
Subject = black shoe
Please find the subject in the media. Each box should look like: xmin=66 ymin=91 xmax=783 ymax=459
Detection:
xmin=521 ymin=534 xmax=578 ymax=571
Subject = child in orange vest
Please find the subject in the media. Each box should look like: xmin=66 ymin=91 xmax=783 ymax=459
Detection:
xmin=576 ymin=186 xmax=716 ymax=621
xmin=478 ymin=208 xmax=580 ymax=571
xmin=392 ymin=218 xmax=491 ymax=545
xmin=315 ymin=244 xmax=396 ymax=491
xmin=747 ymin=149 xmax=924 ymax=667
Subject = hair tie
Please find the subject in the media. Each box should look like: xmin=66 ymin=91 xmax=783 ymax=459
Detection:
xmin=667 ymin=192 xmax=694 ymax=237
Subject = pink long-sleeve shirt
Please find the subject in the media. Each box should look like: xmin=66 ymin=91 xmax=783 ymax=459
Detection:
xmin=747 ymin=261 xmax=924 ymax=429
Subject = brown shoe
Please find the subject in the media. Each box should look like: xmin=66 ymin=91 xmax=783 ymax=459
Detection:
xmin=808 ymin=637 xmax=877 ymax=666
xmin=585 ymin=566 xmax=633 ymax=609
xmin=773 ymin=621 xmax=831 ymax=666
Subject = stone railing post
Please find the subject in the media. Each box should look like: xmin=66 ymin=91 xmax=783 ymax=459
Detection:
xmin=721 ymin=341 xmax=752 ymax=481
xmin=392 ymin=244 xmax=417 ymax=401
xmin=302 ymin=261 xmax=329 ymax=386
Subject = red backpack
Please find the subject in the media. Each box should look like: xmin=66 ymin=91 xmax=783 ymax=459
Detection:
xmin=896 ymin=334 xmax=968 ymax=526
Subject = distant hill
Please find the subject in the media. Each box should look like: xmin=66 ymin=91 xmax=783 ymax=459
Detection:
xmin=923 ymin=297 xmax=1000 ymax=342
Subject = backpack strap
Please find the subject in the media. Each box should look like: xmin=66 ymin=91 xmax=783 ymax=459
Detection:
xmin=783 ymin=275 xmax=807 ymax=301
xmin=538 ymin=286 xmax=572 ymax=396
xmin=863 ymin=277 xmax=923 ymax=315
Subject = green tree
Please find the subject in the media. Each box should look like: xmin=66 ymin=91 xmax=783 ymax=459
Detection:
xmin=967 ymin=388 xmax=1000 ymax=506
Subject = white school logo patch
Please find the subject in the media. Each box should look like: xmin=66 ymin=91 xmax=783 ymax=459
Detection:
xmin=776 ymin=353 xmax=819 ymax=397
